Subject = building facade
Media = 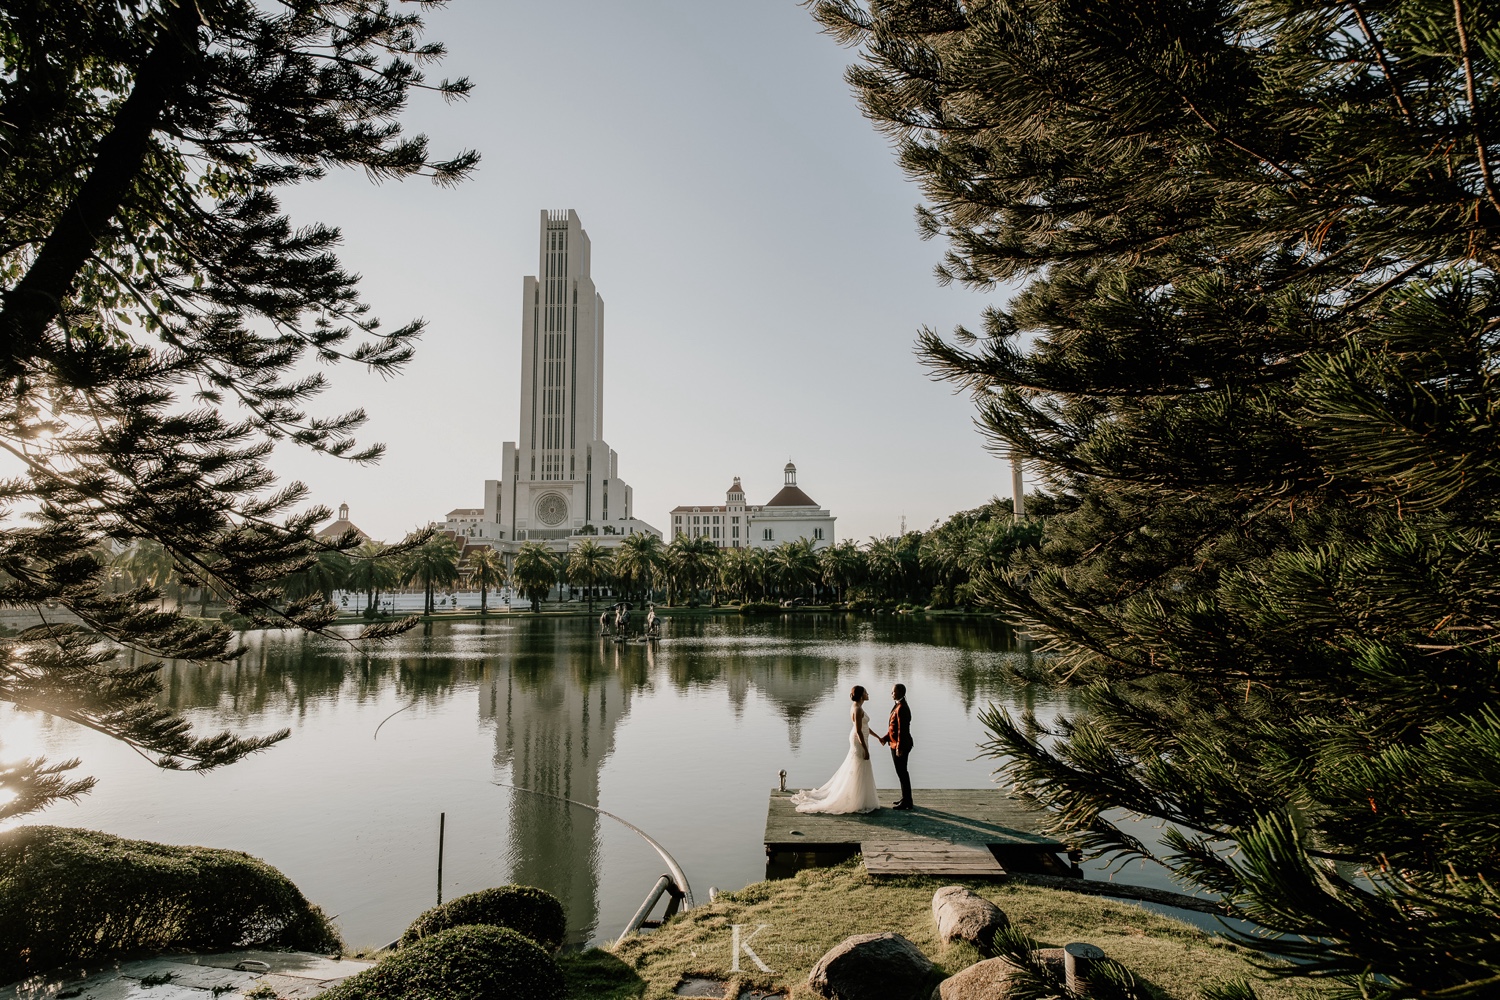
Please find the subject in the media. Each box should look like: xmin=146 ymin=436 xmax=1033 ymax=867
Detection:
xmin=670 ymin=463 xmax=836 ymax=549
xmin=437 ymin=210 xmax=659 ymax=556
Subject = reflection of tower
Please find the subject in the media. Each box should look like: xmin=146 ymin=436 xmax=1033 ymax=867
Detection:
xmin=480 ymin=621 xmax=631 ymax=944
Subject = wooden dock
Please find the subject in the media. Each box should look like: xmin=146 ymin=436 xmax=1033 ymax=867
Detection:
xmin=765 ymin=788 xmax=1067 ymax=879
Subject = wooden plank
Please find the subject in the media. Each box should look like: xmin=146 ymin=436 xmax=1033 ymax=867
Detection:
xmin=860 ymin=840 xmax=1007 ymax=878
xmin=764 ymin=788 xmax=1065 ymax=852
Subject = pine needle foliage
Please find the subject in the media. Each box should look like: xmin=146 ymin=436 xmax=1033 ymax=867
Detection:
xmin=0 ymin=2 xmax=473 ymax=817
xmin=812 ymin=0 xmax=1500 ymax=994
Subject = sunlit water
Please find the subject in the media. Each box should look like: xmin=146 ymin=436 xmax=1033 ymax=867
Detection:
xmin=0 ymin=615 xmax=1191 ymax=948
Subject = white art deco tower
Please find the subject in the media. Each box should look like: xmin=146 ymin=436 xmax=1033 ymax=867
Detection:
xmin=483 ymin=210 xmax=653 ymax=545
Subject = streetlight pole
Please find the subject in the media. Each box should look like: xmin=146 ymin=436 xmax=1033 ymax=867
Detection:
xmin=1011 ymin=452 xmax=1025 ymax=520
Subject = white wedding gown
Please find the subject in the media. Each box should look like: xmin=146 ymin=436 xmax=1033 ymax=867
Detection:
xmin=791 ymin=709 xmax=880 ymax=814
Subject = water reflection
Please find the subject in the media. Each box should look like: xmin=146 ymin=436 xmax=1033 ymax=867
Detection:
xmin=12 ymin=614 xmax=1061 ymax=946
xmin=483 ymin=622 xmax=633 ymax=942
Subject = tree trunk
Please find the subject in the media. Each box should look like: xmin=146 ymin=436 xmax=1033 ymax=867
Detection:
xmin=0 ymin=2 xmax=203 ymax=373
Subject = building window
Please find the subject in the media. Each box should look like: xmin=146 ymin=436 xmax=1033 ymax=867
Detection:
xmin=731 ymin=516 xmax=739 ymax=524
xmin=763 ymin=528 xmax=773 ymax=541
xmin=732 ymin=526 xmax=739 ymax=539
xmin=813 ymin=527 xmax=824 ymax=540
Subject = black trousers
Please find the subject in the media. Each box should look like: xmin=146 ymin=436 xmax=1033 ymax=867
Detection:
xmin=891 ymin=747 xmax=913 ymax=805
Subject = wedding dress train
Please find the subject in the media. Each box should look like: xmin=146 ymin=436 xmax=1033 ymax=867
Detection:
xmin=791 ymin=713 xmax=880 ymax=814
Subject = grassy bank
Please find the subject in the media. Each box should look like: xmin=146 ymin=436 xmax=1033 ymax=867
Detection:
xmin=562 ymin=862 xmax=1325 ymax=1000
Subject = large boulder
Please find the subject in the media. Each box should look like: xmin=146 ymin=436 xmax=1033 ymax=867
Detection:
xmin=932 ymin=957 xmax=1021 ymax=1000
xmin=808 ymin=932 xmax=935 ymax=1000
xmin=931 ymin=886 xmax=1009 ymax=954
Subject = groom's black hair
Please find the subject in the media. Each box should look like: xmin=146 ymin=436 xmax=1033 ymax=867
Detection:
xmin=893 ymin=683 xmax=906 ymax=698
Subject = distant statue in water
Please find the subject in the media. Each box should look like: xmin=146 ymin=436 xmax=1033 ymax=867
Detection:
xmin=645 ymin=604 xmax=659 ymax=639
xmin=615 ymin=603 xmax=630 ymax=634
xmin=599 ymin=608 xmax=612 ymax=635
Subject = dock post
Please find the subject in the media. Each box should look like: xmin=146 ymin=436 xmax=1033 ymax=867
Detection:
xmin=1063 ymin=942 xmax=1104 ymax=993
xmin=437 ymin=812 xmax=446 ymax=905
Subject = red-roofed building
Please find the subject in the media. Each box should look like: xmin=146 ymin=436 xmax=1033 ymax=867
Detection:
xmin=670 ymin=463 xmax=836 ymax=550
xmin=315 ymin=503 xmax=371 ymax=543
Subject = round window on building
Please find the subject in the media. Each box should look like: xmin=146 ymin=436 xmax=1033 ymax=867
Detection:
xmin=535 ymin=493 xmax=568 ymax=526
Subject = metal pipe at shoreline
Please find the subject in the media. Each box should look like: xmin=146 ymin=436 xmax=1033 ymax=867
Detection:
xmin=490 ymin=780 xmax=696 ymax=911
xmin=618 ymin=874 xmax=680 ymax=945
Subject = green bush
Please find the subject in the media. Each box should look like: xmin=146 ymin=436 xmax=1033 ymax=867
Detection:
xmin=0 ymin=826 xmax=339 ymax=983
xmin=401 ymin=885 xmax=565 ymax=951
xmin=738 ymin=601 xmax=782 ymax=616
xmin=324 ymin=925 xmax=563 ymax=1000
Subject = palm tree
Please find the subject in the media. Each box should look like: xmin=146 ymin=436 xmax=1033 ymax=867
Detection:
xmin=465 ymin=547 xmax=506 ymax=615
xmin=744 ymin=545 xmax=769 ymax=601
xmin=865 ymin=535 xmax=902 ymax=601
xmin=116 ymin=538 xmax=177 ymax=607
xmin=283 ymin=549 xmax=352 ymax=603
xmin=666 ymin=534 xmax=718 ymax=606
xmin=403 ymin=534 xmax=462 ymax=615
xmin=716 ymin=545 xmax=753 ymax=604
xmin=512 ymin=542 xmax=557 ymax=612
xmin=921 ymin=521 xmax=973 ymax=607
xmin=566 ymin=540 xmax=612 ymax=612
xmin=819 ymin=539 xmax=864 ymax=603
xmin=346 ymin=541 xmax=400 ymax=616
xmin=613 ymin=532 xmax=664 ymax=602
xmin=769 ymin=539 xmax=819 ymax=602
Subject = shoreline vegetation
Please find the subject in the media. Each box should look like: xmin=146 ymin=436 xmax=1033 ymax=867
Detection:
xmin=2 ymin=828 xmax=1320 ymax=1000
xmin=232 ymin=603 xmax=1015 ymax=630
xmin=584 ymin=862 xmax=1322 ymax=1000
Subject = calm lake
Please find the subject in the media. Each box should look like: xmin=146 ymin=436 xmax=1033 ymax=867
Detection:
xmin=0 ymin=614 xmax=1180 ymax=948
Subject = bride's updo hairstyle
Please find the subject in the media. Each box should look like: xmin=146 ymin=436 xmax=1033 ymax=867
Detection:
xmin=850 ymin=685 xmax=868 ymax=703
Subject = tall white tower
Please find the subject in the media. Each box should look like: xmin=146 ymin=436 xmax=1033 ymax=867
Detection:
xmin=485 ymin=211 xmax=652 ymax=546
xmin=517 ymin=210 xmax=603 ymax=476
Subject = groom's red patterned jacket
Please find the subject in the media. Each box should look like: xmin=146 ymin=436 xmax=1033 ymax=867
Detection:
xmin=886 ymin=700 xmax=912 ymax=751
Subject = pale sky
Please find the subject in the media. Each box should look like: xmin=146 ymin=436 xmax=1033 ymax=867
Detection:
xmin=271 ymin=1 xmax=1016 ymax=543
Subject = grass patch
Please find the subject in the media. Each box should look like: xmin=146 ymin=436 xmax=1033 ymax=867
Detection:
xmin=559 ymin=948 xmax=646 ymax=1000
xmin=608 ymin=861 xmax=1329 ymax=1000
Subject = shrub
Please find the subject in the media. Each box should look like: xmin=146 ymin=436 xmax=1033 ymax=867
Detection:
xmin=738 ymin=601 xmax=782 ymax=616
xmin=323 ymin=925 xmax=563 ymax=1000
xmin=0 ymin=826 xmax=339 ymax=983
xmin=401 ymin=885 xmax=566 ymax=952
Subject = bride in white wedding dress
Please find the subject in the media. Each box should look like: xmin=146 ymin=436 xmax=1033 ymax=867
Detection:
xmin=791 ymin=685 xmax=881 ymax=814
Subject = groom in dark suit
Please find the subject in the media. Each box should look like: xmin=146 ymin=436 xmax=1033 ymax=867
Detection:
xmin=879 ymin=683 xmax=914 ymax=809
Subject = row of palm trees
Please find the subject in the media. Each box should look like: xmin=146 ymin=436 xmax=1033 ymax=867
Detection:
xmin=412 ymin=499 xmax=1039 ymax=612
xmin=106 ymin=499 xmax=1041 ymax=617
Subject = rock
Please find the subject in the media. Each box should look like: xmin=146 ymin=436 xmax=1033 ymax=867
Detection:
xmin=808 ymin=932 xmax=934 ymax=1000
xmin=931 ymin=886 xmax=1009 ymax=953
xmin=932 ymin=957 xmax=1021 ymax=1000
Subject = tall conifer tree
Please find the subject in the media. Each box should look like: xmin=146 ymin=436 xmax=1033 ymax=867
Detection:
xmin=814 ymin=0 xmax=1500 ymax=993
xmin=0 ymin=1 xmax=473 ymax=818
